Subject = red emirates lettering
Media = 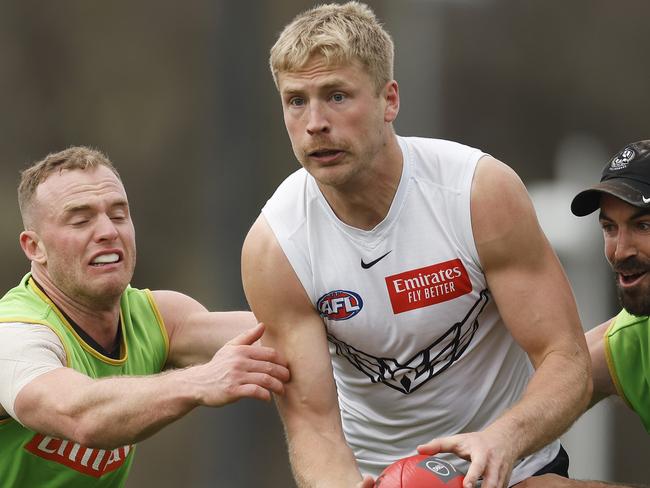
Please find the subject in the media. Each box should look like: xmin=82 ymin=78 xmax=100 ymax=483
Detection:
xmin=385 ymin=258 xmax=472 ymax=314
xmin=24 ymin=434 xmax=132 ymax=478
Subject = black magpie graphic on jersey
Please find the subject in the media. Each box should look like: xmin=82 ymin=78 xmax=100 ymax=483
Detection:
xmin=360 ymin=250 xmax=392 ymax=269
xmin=326 ymin=289 xmax=489 ymax=394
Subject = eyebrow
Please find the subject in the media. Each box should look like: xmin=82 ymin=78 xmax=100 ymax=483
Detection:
xmin=62 ymin=200 xmax=129 ymax=215
xmin=281 ymin=78 xmax=351 ymax=96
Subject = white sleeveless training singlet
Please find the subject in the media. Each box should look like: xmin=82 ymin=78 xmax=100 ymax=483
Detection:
xmin=262 ymin=136 xmax=559 ymax=484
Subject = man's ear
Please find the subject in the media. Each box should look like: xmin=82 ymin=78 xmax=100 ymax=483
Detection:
xmin=383 ymin=80 xmax=400 ymax=123
xmin=20 ymin=231 xmax=46 ymax=264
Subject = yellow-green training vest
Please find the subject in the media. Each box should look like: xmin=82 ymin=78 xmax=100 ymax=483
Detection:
xmin=605 ymin=308 xmax=650 ymax=432
xmin=0 ymin=274 xmax=169 ymax=487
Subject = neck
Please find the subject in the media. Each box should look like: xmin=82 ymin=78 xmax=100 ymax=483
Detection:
xmin=318 ymin=134 xmax=403 ymax=230
xmin=30 ymin=266 xmax=122 ymax=351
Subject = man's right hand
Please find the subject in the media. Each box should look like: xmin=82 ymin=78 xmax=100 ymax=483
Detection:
xmin=188 ymin=322 xmax=290 ymax=406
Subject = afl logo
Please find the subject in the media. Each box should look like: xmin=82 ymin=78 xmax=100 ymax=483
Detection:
xmin=317 ymin=290 xmax=363 ymax=321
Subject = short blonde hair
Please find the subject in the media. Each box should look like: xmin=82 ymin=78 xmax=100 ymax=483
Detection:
xmin=269 ymin=1 xmax=394 ymax=93
xmin=18 ymin=146 xmax=121 ymax=228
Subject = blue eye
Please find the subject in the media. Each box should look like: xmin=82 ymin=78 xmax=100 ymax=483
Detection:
xmin=331 ymin=93 xmax=345 ymax=102
xmin=289 ymin=97 xmax=305 ymax=107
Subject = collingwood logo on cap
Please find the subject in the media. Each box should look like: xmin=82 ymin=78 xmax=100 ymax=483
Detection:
xmin=610 ymin=147 xmax=636 ymax=171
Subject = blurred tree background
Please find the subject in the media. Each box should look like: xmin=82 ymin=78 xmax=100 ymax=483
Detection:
xmin=1 ymin=0 xmax=648 ymax=485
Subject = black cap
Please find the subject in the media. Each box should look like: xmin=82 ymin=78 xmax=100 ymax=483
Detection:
xmin=571 ymin=140 xmax=650 ymax=216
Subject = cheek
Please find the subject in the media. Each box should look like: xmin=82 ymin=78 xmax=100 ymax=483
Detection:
xmin=603 ymin=238 xmax=616 ymax=263
xmin=283 ymin=112 xmax=300 ymax=135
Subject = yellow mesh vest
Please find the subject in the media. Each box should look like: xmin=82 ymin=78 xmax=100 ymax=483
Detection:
xmin=0 ymin=274 xmax=169 ymax=487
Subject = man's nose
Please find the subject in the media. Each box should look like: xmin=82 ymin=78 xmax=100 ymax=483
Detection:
xmin=94 ymin=214 xmax=119 ymax=241
xmin=306 ymin=102 xmax=330 ymax=135
xmin=613 ymin=230 xmax=638 ymax=263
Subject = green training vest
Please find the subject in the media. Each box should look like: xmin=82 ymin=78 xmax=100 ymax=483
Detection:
xmin=0 ymin=274 xmax=169 ymax=487
xmin=605 ymin=308 xmax=650 ymax=432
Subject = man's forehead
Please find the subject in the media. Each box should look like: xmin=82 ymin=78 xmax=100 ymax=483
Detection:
xmin=35 ymin=166 xmax=127 ymax=206
xmin=278 ymin=57 xmax=366 ymax=88
xmin=599 ymin=194 xmax=650 ymax=219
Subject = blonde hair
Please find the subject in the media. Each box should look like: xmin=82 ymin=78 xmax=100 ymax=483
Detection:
xmin=269 ymin=1 xmax=394 ymax=93
xmin=18 ymin=146 xmax=121 ymax=228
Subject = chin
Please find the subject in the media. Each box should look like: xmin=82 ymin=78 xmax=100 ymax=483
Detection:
xmin=618 ymin=287 xmax=650 ymax=316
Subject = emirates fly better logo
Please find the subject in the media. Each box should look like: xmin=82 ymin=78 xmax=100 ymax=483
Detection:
xmin=385 ymin=258 xmax=472 ymax=314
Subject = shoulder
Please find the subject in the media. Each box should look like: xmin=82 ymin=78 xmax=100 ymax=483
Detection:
xmin=242 ymin=215 xmax=313 ymax=320
xmin=607 ymin=309 xmax=649 ymax=335
xmin=472 ymin=155 xmax=525 ymax=199
xmin=399 ymin=135 xmax=482 ymax=156
xmin=604 ymin=310 xmax=650 ymax=360
xmin=471 ymin=156 xmax=531 ymax=226
xmin=243 ymin=215 xmax=297 ymax=287
xmin=470 ymin=157 xmax=543 ymax=267
xmin=400 ymin=136 xmax=485 ymax=189
xmin=243 ymin=214 xmax=283 ymax=261
xmin=0 ymin=323 xmax=65 ymax=358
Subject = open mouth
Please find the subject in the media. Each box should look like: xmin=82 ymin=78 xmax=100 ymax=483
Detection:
xmin=309 ymin=149 xmax=343 ymax=159
xmin=90 ymin=253 xmax=121 ymax=267
xmin=618 ymin=271 xmax=646 ymax=287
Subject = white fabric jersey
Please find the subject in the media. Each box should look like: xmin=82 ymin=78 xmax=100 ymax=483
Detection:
xmin=0 ymin=323 xmax=65 ymax=422
xmin=262 ymin=136 xmax=559 ymax=484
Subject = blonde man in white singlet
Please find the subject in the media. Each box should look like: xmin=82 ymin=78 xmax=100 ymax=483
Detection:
xmin=241 ymin=3 xmax=591 ymax=488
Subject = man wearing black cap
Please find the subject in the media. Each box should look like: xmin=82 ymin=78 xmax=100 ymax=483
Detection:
xmin=519 ymin=141 xmax=650 ymax=487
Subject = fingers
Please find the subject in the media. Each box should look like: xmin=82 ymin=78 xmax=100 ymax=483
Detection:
xmin=463 ymin=453 xmax=486 ymax=488
xmin=199 ymin=337 xmax=291 ymax=406
xmin=417 ymin=434 xmax=467 ymax=457
xmin=227 ymin=322 xmax=265 ymax=346
xmin=417 ymin=433 xmax=512 ymax=488
xmin=242 ymin=371 xmax=289 ymax=395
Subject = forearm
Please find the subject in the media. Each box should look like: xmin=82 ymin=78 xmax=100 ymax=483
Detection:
xmin=52 ymin=370 xmax=197 ymax=448
xmin=18 ymin=367 xmax=200 ymax=449
xmin=17 ymin=324 xmax=288 ymax=449
xmin=489 ymin=346 xmax=591 ymax=458
xmin=285 ymin=419 xmax=361 ymax=488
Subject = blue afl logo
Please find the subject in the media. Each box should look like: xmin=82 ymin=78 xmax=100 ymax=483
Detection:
xmin=317 ymin=290 xmax=363 ymax=321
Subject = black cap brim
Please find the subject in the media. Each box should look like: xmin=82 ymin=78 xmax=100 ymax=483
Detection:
xmin=571 ymin=179 xmax=650 ymax=216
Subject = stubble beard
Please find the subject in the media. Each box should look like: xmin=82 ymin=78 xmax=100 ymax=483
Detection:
xmin=617 ymin=282 xmax=650 ymax=317
xmin=613 ymin=256 xmax=650 ymax=316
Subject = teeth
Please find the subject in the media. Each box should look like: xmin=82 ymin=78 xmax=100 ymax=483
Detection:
xmin=92 ymin=253 xmax=119 ymax=264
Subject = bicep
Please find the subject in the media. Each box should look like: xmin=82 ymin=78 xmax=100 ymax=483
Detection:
xmin=152 ymin=290 xmax=258 ymax=368
xmin=242 ymin=217 xmax=341 ymax=426
xmin=472 ymin=157 xmax=586 ymax=364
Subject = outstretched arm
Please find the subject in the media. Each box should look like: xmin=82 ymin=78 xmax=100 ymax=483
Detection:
xmin=14 ymin=323 xmax=289 ymax=449
xmin=418 ymin=157 xmax=592 ymax=488
xmin=242 ymin=215 xmax=362 ymax=488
